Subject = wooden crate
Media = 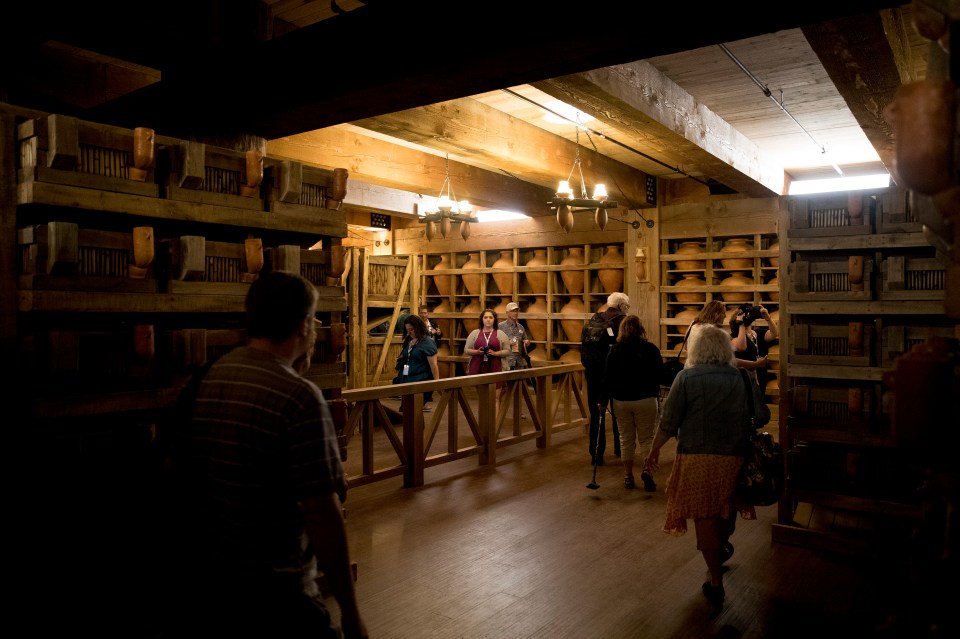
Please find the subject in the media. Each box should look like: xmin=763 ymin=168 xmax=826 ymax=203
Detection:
xmin=879 ymin=254 xmax=946 ymax=301
xmin=18 ymin=222 xmax=158 ymax=293
xmin=160 ymin=236 xmax=260 ymax=295
xmin=875 ymin=185 xmax=922 ymax=234
xmin=787 ymin=192 xmax=874 ymax=238
xmin=879 ymin=322 xmax=960 ymax=367
xmin=788 ymin=255 xmax=875 ymax=301
xmin=790 ymin=382 xmax=880 ymax=432
xmin=163 ymin=141 xmax=264 ymax=211
xmin=789 ymin=321 xmax=874 ymax=367
xmin=265 ymin=160 xmax=342 ymax=213
xmin=17 ymin=114 xmax=160 ymax=197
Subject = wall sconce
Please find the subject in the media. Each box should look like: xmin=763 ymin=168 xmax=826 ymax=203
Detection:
xmin=419 ymin=154 xmax=477 ymax=240
xmin=550 ymin=126 xmax=617 ymax=232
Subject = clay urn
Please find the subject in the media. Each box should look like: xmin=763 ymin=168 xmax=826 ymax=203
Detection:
xmin=675 ymin=241 xmax=706 ymax=270
xmin=461 ymin=253 xmax=483 ymax=296
xmin=524 ymin=249 xmax=548 ymax=294
xmin=767 ymin=241 xmax=780 ymax=268
xmin=721 ymin=271 xmax=754 ymax=302
xmin=526 ymin=297 xmax=549 ymax=342
xmin=560 ymin=247 xmax=585 ymax=294
xmin=436 ymin=343 xmax=451 ymax=378
xmin=432 ymin=255 xmax=454 ymax=297
xmin=492 ymin=250 xmax=514 ymax=295
xmin=675 ymin=306 xmax=700 ymax=324
xmin=432 ymin=299 xmax=453 ymax=339
xmin=675 ymin=273 xmax=707 ymax=304
xmin=559 ymin=346 xmax=581 ymax=364
xmin=559 ymin=296 xmax=586 ymax=342
xmin=720 ymin=237 xmax=754 ymax=269
xmin=597 ymin=245 xmax=624 ymax=294
xmin=766 ymin=274 xmax=780 ymax=302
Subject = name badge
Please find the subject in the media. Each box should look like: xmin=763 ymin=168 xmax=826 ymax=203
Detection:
xmin=607 ymin=327 xmax=615 ymax=337
xmin=403 ymin=365 xmax=410 ymax=376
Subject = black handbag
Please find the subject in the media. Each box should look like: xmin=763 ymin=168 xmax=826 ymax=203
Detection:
xmin=736 ymin=369 xmax=783 ymax=506
xmin=659 ymin=325 xmax=691 ymax=388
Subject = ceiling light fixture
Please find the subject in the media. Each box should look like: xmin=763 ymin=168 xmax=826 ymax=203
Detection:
xmin=419 ymin=154 xmax=477 ymax=240
xmin=787 ymin=173 xmax=890 ymax=195
xmin=550 ymin=124 xmax=618 ymax=232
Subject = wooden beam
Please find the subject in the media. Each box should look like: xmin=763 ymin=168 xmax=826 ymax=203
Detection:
xmin=533 ymin=64 xmax=784 ymax=198
xmin=267 ymin=126 xmax=556 ymax=215
xmin=349 ymin=97 xmax=654 ymax=207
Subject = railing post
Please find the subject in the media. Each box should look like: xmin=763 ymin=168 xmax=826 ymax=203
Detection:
xmin=401 ymin=393 xmax=425 ymax=487
xmin=536 ymin=371 xmax=551 ymax=448
xmin=477 ymin=382 xmax=496 ymax=466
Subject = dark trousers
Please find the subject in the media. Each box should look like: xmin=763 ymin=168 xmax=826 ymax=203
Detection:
xmin=585 ymin=367 xmax=620 ymax=460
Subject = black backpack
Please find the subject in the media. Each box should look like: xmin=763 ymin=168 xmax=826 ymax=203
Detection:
xmin=580 ymin=312 xmax=616 ymax=368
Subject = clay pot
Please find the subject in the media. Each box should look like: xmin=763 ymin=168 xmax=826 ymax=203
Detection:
xmin=461 ymin=253 xmax=483 ymax=296
xmin=767 ymin=242 xmax=780 ymax=268
xmin=675 ymin=306 xmax=700 ymax=323
xmin=597 ymin=245 xmax=624 ymax=293
xmin=432 ymin=299 xmax=453 ymax=339
xmin=328 ymin=244 xmax=347 ymax=279
xmin=462 ymin=298 xmax=483 ymax=318
xmin=132 ymin=323 xmax=155 ymax=368
xmin=675 ymin=273 xmax=706 ymax=304
xmin=559 ymin=346 xmax=581 ymax=364
xmin=721 ymin=271 xmax=754 ymax=302
xmin=432 ymin=255 xmax=454 ymax=297
xmin=245 ymin=149 xmax=264 ymax=189
xmin=493 ymin=297 xmax=511 ymax=317
xmin=560 ymin=247 xmax=585 ymax=294
xmin=526 ymin=297 xmax=549 ymax=342
xmin=436 ymin=343 xmax=451 ymax=378
xmin=525 ymin=249 xmax=548 ymax=294
xmin=330 ymin=323 xmax=347 ymax=356
xmin=492 ymin=250 xmax=514 ymax=295
xmin=245 ymin=238 xmax=264 ymax=275
xmin=675 ymin=241 xmax=706 ymax=270
xmin=766 ymin=274 xmax=780 ymax=302
xmin=133 ymin=127 xmax=155 ymax=170
xmin=560 ymin=297 xmax=586 ymax=342
xmin=132 ymin=226 xmax=154 ymax=270
xmin=720 ymin=237 xmax=754 ymax=269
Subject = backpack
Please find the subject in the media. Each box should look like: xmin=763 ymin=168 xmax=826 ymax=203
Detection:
xmin=580 ymin=312 xmax=616 ymax=368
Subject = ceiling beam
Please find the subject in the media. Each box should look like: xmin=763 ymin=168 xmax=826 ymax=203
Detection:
xmin=267 ymin=125 xmax=556 ymax=215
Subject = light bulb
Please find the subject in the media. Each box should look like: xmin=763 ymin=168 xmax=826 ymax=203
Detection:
xmin=556 ymin=180 xmax=573 ymax=198
xmin=593 ymin=183 xmax=608 ymax=201
xmin=437 ymin=195 xmax=453 ymax=212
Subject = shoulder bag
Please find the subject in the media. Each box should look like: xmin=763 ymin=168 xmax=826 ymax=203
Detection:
xmin=736 ymin=369 xmax=783 ymax=506
xmin=659 ymin=324 xmax=691 ymax=388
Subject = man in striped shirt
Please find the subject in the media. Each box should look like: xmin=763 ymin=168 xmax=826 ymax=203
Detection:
xmin=172 ymin=271 xmax=366 ymax=638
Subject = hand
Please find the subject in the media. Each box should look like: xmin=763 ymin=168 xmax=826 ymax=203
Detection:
xmin=645 ymin=452 xmax=660 ymax=473
xmin=759 ymin=305 xmax=770 ymax=320
xmin=756 ymin=356 xmax=769 ymax=369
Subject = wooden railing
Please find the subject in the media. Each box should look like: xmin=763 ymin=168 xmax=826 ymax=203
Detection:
xmin=339 ymin=363 xmax=587 ymax=488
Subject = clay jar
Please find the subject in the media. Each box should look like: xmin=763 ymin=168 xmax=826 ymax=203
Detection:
xmin=559 ymin=297 xmax=585 ymax=342
xmin=493 ymin=297 xmax=511 ymax=317
xmin=526 ymin=297 xmax=549 ymax=342
xmin=675 ymin=241 xmax=706 ymax=270
xmin=436 ymin=343 xmax=451 ymax=378
xmin=720 ymin=237 xmax=754 ymax=269
xmin=432 ymin=255 xmax=454 ymax=297
xmin=597 ymin=245 xmax=624 ymax=294
xmin=767 ymin=241 xmax=780 ymax=268
xmin=524 ymin=249 xmax=548 ymax=294
xmin=560 ymin=247 xmax=585 ymax=295
xmin=675 ymin=273 xmax=706 ymax=304
xmin=766 ymin=274 xmax=780 ymax=302
xmin=432 ymin=299 xmax=453 ymax=339
xmin=461 ymin=253 xmax=483 ymax=296
xmin=721 ymin=271 xmax=754 ymax=302
xmin=675 ymin=306 xmax=701 ymax=324
xmin=559 ymin=346 xmax=581 ymax=364
xmin=492 ymin=250 xmax=514 ymax=295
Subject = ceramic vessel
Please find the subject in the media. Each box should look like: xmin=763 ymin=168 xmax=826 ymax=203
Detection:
xmin=245 ymin=149 xmax=264 ymax=189
xmin=526 ymin=297 xmax=549 ymax=342
xmin=492 ymin=250 xmax=514 ymax=295
xmin=432 ymin=299 xmax=453 ymax=339
xmin=721 ymin=271 xmax=754 ymax=302
xmin=461 ymin=253 xmax=483 ymax=296
xmin=766 ymin=274 xmax=780 ymax=302
xmin=432 ymin=255 xmax=453 ymax=297
xmin=525 ymin=249 xmax=548 ymax=294
xmin=559 ymin=297 xmax=585 ymax=342
xmin=462 ymin=297 xmax=483 ymax=319
xmin=493 ymin=297 xmax=511 ymax=317
xmin=559 ymin=346 xmax=581 ymax=364
xmin=132 ymin=226 xmax=154 ymax=270
xmin=597 ymin=245 xmax=624 ymax=293
xmin=675 ymin=241 xmax=706 ymax=270
xmin=720 ymin=237 xmax=754 ymax=269
xmin=675 ymin=306 xmax=700 ymax=323
xmin=674 ymin=273 xmax=706 ymax=304
xmin=133 ymin=127 xmax=155 ymax=171
xmin=560 ymin=247 xmax=585 ymax=294
xmin=436 ymin=343 xmax=451 ymax=378
xmin=767 ymin=242 xmax=780 ymax=267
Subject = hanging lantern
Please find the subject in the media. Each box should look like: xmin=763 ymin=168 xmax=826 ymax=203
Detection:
xmin=460 ymin=220 xmax=471 ymax=240
xmin=440 ymin=216 xmax=452 ymax=239
xmin=426 ymin=220 xmax=436 ymax=241
xmin=557 ymin=204 xmax=574 ymax=232
xmin=595 ymin=207 xmax=608 ymax=230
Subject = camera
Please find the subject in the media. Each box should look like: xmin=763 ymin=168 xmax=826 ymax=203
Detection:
xmin=738 ymin=303 xmax=763 ymax=325
xmin=478 ymin=346 xmax=490 ymax=354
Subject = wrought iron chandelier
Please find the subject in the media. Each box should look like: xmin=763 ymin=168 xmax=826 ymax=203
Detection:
xmin=550 ymin=125 xmax=617 ymax=232
xmin=419 ymin=154 xmax=477 ymax=240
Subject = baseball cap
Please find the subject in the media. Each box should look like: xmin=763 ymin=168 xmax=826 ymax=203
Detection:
xmin=506 ymin=302 xmax=520 ymax=312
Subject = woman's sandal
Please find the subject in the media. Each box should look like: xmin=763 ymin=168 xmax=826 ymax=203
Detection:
xmin=624 ymin=475 xmax=636 ymax=489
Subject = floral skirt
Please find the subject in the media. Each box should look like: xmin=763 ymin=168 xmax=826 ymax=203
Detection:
xmin=662 ymin=453 xmax=756 ymax=536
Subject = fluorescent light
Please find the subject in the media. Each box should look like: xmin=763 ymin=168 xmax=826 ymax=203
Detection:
xmin=476 ymin=209 xmax=529 ymax=223
xmin=543 ymin=100 xmax=594 ymax=126
xmin=788 ymin=173 xmax=890 ymax=195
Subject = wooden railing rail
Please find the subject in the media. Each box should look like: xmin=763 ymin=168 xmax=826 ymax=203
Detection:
xmin=339 ymin=363 xmax=587 ymax=487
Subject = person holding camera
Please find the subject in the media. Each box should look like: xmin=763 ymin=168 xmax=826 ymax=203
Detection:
xmin=729 ymin=303 xmax=778 ymax=381
xmin=464 ymin=309 xmax=510 ymax=376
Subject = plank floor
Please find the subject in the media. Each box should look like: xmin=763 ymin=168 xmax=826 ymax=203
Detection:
xmin=332 ymin=406 xmax=927 ymax=639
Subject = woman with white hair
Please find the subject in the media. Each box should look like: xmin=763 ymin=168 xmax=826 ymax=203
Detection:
xmin=644 ymin=324 xmax=758 ymax=612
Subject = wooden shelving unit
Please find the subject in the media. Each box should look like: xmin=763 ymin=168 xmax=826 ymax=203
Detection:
xmin=773 ymin=187 xmax=956 ymax=556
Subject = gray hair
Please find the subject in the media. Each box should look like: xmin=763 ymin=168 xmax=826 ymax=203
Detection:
xmin=686 ymin=324 xmax=736 ymax=368
xmin=607 ymin=291 xmax=629 ymax=308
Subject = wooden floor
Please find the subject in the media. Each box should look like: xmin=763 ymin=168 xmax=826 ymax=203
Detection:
xmin=330 ymin=412 xmax=927 ymax=639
